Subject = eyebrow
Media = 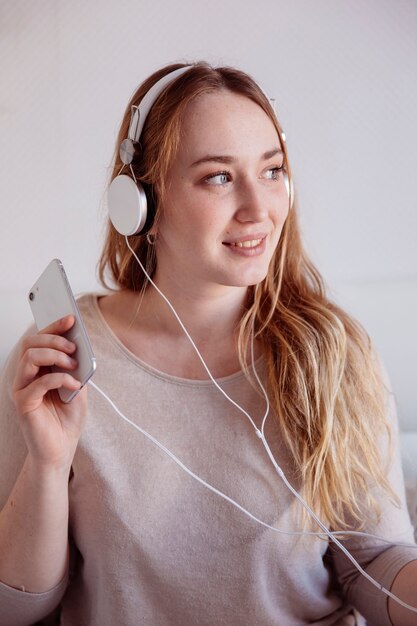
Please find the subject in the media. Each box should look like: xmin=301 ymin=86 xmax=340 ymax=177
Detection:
xmin=190 ymin=148 xmax=283 ymax=167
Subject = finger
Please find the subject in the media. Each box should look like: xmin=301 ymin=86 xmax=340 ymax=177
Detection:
xmin=15 ymin=348 xmax=78 ymax=390
xmin=21 ymin=332 xmax=76 ymax=356
xmin=38 ymin=315 xmax=75 ymax=335
xmin=14 ymin=372 xmax=81 ymax=416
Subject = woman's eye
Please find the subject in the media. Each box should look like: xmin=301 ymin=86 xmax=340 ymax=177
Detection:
xmin=204 ymin=171 xmax=231 ymax=185
xmin=264 ymin=166 xmax=284 ymax=180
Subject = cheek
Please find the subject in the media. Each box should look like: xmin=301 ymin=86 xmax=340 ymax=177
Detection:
xmin=270 ymin=204 xmax=289 ymax=247
xmin=277 ymin=189 xmax=291 ymax=222
xmin=179 ymin=197 xmax=227 ymax=235
xmin=158 ymin=203 xmax=219 ymax=244
xmin=281 ymin=205 xmax=290 ymax=225
xmin=270 ymin=202 xmax=289 ymax=234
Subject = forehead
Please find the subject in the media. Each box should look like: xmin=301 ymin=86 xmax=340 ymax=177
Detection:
xmin=177 ymin=89 xmax=279 ymax=160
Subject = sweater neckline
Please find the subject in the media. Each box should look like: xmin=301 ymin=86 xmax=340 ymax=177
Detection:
xmin=88 ymin=293 xmax=265 ymax=387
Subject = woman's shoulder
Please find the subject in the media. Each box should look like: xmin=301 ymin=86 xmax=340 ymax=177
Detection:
xmin=75 ymin=290 xmax=158 ymax=375
xmin=75 ymin=291 xmax=118 ymax=336
xmin=75 ymin=291 xmax=122 ymax=357
xmin=76 ymin=290 xmax=134 ymax=327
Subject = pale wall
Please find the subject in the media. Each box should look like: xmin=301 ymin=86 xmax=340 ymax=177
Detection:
xmin=1 ymin=1 xmax=416 ymax=446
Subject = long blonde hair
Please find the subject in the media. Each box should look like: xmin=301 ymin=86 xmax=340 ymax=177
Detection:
xmin=99 ymin=61 xmax=397 ymax=529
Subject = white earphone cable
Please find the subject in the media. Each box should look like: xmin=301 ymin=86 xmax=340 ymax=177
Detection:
xmin=88 ymin=378 xmax=416 ymax=545
xmin=125 ymin=237 xmax=266 ymax=433
xmin=88 ymin=236 xmax=417 ymax=614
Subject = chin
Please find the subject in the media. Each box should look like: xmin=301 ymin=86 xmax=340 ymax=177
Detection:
xmin=221 ymin=269 xmax=269 ymax=288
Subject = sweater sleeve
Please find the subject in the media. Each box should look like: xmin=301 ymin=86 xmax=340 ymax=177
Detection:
xmin=0 ymin=334 xmax=70 ymax=626
xmin=328 ymin=378 xmax=417 ymax=626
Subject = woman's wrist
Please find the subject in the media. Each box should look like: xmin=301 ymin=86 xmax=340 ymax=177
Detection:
xmin=24 ymin=452 xmax=73 ymax=483
xmin=0 ymin=454 xmax=71 ymax=593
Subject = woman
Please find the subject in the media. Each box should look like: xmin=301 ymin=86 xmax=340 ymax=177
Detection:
xmin=0 ymin=62 xmax=416 ymax=625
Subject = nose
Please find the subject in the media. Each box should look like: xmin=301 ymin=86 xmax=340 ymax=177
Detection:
xmin=234 ymin=178 xmax=269 ymax=224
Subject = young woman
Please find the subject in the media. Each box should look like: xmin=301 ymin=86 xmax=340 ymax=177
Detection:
xmin=0 ymin=62 xmax=416 ymax=626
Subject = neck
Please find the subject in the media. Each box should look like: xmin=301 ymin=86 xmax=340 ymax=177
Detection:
xmin=140 ymin=275 xmax=249 ymax=344
xmin=98 ymin=271 xmax=257 ymax=379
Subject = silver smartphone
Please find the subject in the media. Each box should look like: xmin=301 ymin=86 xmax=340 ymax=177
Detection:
xmin=28 ymin=258 xmax=96 ymax=403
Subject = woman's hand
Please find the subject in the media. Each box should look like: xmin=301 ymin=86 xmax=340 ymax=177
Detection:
xmin=12 ymin=315 xmax=88 ymax=472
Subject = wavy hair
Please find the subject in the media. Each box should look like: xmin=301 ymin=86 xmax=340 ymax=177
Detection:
xmin=98 ymin=61 xmax=397 ymax=529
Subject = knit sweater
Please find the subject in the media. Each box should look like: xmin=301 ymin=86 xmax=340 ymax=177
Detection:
xmin=0 ymin=294 xmax=415 ymax=626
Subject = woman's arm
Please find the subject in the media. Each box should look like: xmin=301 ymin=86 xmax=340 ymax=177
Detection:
xmin=0 ymin=316 xmax=87 ymax=593
xmin=0 ymin=455 xmax=72 ymax=592
xmin=388 ymin=559 xmax=417 ymax=625
xmin=330 ymin=358 xmax=417 ymax=624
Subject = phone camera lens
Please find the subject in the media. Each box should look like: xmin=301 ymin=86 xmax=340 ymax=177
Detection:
xmin=29 ymin=292 xmax=34 ymax=301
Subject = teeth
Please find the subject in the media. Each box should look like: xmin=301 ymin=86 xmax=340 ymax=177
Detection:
xmin=232 ymin=239 xmax=262 ymax=248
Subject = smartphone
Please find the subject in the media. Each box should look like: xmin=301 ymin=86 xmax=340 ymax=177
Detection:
xmin=28 ymin=258 xmax=96 ymax=403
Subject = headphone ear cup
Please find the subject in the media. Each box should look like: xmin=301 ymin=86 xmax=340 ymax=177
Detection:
xmin=107 ymin=175 xmax=148 ymax=236
xmin=140 ymin=181 xmax=157 ymax=234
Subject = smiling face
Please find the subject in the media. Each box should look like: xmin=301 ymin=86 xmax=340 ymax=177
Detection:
xmin=153 ymin=89 xmax=290 ymax=295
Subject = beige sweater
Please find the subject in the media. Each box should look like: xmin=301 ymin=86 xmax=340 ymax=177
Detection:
xmin=0 ymin=294 xmax=415 ymax=626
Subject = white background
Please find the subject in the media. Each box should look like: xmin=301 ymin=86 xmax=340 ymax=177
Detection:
xmin=1 ymin=0 xmax=416 ymax=425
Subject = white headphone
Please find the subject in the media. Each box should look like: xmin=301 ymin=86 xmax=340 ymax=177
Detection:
xmin=107 ymin=65 xmax=294 ymax=237
xmin=107 ymin=66 xmax=191 ymax=237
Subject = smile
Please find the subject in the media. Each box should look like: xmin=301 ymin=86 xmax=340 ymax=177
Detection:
xmin=222 ymin=235 xmax=267 ymax=257
xmin=229 ymin=238 xmax=263 ymax=249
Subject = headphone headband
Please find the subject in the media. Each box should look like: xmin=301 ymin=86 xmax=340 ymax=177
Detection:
xmin=128 ymin=66 xmax=192 ymax=144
